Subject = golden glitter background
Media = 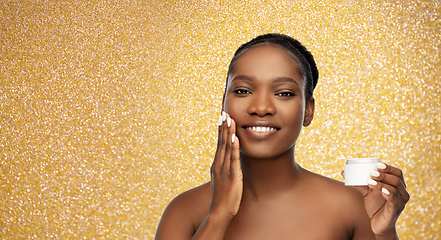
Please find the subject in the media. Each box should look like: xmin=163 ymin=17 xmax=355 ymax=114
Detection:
xmin=1 ymin=0 xmax=440 ymax=239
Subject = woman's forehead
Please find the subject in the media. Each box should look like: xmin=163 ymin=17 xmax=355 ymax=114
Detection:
xmin=235 ymin=42 xmax=300 ymax=63
xmin=229 ymin=44 xmax=303 ymax=82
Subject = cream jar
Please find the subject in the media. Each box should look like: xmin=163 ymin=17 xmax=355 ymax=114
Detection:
xmin=344 ymin=158 xmax=381 ymax=186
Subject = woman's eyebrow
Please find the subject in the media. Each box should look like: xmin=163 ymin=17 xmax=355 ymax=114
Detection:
xmin=273 ymin=77 xmax=300 ymax=86
xmin=231 ymin=75 xmax=254 ymax=82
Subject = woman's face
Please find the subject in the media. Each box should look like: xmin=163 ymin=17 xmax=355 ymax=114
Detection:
xmin=224 ymin=44 xmax=314 ymax=159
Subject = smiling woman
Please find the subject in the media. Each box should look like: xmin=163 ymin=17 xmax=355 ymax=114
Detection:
xmin=155 ymin=34 xmax=410 ymax=240
xmin=224 ymin=43 xmax=310 ymax=160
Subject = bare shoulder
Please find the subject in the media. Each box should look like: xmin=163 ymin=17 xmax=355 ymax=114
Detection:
xmin=155 ymin=182 xmax=211 ymax=240
xmin=304 ymin=169 xmax=365 ymax=204
xmin=166 ymin=182 xmax=211 ymax=214
xmin=301 ymin=170 xmax=373 ymax=232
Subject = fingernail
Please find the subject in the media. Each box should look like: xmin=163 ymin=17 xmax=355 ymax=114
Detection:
xmin=377 ymin=162 xmax=386 ymax=170
xmin=367 ymin=178 xmax=377 ymax=186
xmin=217 ymin=115 xmax=222 ymax=126
xmin=382 ymin=188 xmax=390 ymax=195
xmin=227 ymin=117 xmax=231 ymax=127
xmin=222 ymin=111 xmax=226 ymax=121
xmin=232 ymin=133 xmax=235 ymax=143
xmin=370 ymin=169 xmax=380 ymax=177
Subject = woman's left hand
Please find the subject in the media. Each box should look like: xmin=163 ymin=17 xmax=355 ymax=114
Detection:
xmin=353 ymin=163 xmax=410 ymax=238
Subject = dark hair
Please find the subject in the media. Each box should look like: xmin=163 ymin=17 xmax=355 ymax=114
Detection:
xmin=226 ymin=33 xmax=319 ymax=102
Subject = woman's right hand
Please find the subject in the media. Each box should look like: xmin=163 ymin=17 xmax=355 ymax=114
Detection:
xmin=209 ymin=111 xmax=243 ymax=220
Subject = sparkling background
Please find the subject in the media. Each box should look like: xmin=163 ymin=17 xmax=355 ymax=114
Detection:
xmin=1 ymin=0 xmax=440 ymax=239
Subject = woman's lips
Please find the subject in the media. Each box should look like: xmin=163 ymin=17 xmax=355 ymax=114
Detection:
xmin=242 ymin=126 xmax=279 ymax=140
xmin=245 ymin=126 xmax=277 ymax=132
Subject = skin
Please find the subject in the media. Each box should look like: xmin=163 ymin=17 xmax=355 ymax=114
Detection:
xmin=155 ymin=44 xmax=410 ymax=240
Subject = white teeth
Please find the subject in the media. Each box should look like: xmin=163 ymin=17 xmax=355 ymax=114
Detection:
xmin=247 ymin=126 xmax=277 ymax=132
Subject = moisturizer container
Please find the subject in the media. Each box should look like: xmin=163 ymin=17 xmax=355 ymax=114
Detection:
xmin=344 ymin=158 xmax=381 ymax=186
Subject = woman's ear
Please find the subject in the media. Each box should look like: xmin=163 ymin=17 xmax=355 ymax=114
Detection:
xmin=303 ymin=97 xmax=315 ymax=127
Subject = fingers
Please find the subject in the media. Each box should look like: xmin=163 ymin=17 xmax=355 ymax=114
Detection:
xmin=212 ymin=111 xmax=237 ymax=174
xmin=212 ymin=111 xmax=228 ymax=171
xmin=377 ymin=163 xmax=407 ymax=189
xmin=222 ymin=115 xmax=234 ymax=171
xmin=208 ymin=112 xmax=243 ymax=219
xmin=368 ymin=163 xmax=410 ymax=213
xmin=231 ymin=132 xmax=242 ymax=178
xmin=372 ymin=163 xmax=410 ymax=204
xmin=379 ymin=184 xmax=400 ymax=220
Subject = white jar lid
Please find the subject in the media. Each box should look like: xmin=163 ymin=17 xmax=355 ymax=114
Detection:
xmin=346 ymin=158 xmax=381 ymax=164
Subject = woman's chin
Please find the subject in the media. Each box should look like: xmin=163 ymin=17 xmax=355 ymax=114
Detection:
xmin=239 ymin=145 xmax=295 ymax=161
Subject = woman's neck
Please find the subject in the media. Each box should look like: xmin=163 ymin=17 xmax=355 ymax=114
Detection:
xmin=240 ymin=149 xmax=304 ymax=200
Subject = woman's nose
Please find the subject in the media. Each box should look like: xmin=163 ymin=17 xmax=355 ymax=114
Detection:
xmin=247 ymin=92 xmax=276 ymax=116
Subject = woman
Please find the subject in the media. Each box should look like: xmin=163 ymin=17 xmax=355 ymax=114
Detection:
xmin=155 ymin=33 xmax=410 ymax=240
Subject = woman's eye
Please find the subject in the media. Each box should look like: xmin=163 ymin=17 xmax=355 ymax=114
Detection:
xmin=234 ymin=89 xmax=250 ymax=94
xmin=276 ymin=92 xmax=295 ymax=97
